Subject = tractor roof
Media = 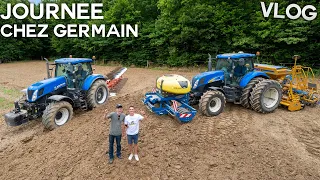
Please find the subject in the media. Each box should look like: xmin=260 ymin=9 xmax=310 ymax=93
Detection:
xmin=216 ymin=53 xmax=256 ymax=59
xmin=55 ymin=58 xmax=93 ymax=64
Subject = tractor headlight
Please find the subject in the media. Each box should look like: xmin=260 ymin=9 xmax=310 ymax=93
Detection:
xmin=193 ymin=79 xmax=199 ymax=89
xmin=32 ymin=90 xmax=38 ymax=101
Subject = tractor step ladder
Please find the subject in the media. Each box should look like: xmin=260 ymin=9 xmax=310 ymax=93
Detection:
xmin=79 ymin=93 xmax=88 ymax=110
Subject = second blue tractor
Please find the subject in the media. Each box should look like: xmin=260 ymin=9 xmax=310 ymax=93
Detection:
xmin=190 ymin=52 xmax=282 ymax=116
xmin=144 ymin=52 xmax=283 ymax=121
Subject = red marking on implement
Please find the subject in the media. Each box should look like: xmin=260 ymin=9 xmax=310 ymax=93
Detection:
xmin=152 ymin=87 xmax=156 ymax=93
xmin=172 ymin=100 xmax=178 ymax=112
xmin=180 ymin=114 xmax=192 ymax=118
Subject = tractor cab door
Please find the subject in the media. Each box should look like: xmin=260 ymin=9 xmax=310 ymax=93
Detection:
xmin=55 ymin=63 xmax=76 ymax=88
xmin=73 ymin=63 xmax=92 ymax=88
xmin=231 ymin=58 xmax=253 ymax=85
xmin=215 ymin=59 xmax=233 ymax=84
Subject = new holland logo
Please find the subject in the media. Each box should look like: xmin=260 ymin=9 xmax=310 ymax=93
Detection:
xmin=54 ymin=83 xmax=66 ymax=90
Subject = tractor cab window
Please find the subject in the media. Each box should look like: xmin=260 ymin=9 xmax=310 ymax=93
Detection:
xmin=74 ymin=63 xmax=92 ymax=78
xmin=55 ymin=62 xmax=92 ymax=88
xmin=73 ymin=63 xmax=92 ymax=88
xmin=233 ymin=58 xmax=253 ymax=77
xmin=55 ymin=64 xmax=74 ymax=78
xmin=55 ymin=63 xmax=75 ymax=88
xmin=216 ymin=59 xmax=232 ymax=73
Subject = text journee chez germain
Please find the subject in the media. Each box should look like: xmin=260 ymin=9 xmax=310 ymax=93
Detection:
xmin=0 ymin=3 xmax=139 ymax=38
xmin=0 ymin=2 xmax=318 ymax=38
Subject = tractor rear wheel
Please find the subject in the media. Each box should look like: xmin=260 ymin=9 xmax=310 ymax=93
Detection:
xmin=240 ymin=77 xmax=265 ymax=109
xmin=42 ymin=101 xmax=73 ymax=130
xmin=87 ymin=80 xmax=109 ymax=110
xmin=199 ymin=91 xmax=226 ymax=116
xmin=250 ymin=80 xmax=282 ymax=113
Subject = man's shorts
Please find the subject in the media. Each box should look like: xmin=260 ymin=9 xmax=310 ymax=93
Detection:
xmin=127 ymin=134 xmax=139 ymax=144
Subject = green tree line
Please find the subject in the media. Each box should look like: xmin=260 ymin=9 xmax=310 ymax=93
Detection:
xmin=0 ymin=0 xmax=320 ymax=67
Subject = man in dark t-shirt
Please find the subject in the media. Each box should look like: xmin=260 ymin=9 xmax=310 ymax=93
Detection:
xmin=105 ymin=104 xmax=126 ymax=164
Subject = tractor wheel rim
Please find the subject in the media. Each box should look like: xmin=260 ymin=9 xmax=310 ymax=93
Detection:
xmin=55 ymin=108 xmax=69 ymax=126
xmin=209 ymin=97 xmax=222 ymax=113
xmin=263 ymin=88 xmax=279 ymax=108
xmin=96 ymin=86 xmax=107 ymax=104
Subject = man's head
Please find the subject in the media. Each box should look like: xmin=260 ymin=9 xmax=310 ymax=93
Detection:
xmin=238 ymin=58 xmax=245 ymax=66
xmin=77 ymin=64 xmax=83 ymax=71
xmin=116 ymin=104 xmax=123 ymax=114
xmin=129 ymin=106 xmax=135 ymax=115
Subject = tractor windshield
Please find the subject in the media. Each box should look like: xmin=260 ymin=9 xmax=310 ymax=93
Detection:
xmin=216 ymin=59 xmax=232 ymax=73
xmin=55 ymin=64 xmax=74 ymax=77
xmin=216 ymin=58 xmax=254 ymax=73
xmin=55 ymin=63 xmax=92 ymax=88
xmin=216 ymin=58 xmax=254 ymax=85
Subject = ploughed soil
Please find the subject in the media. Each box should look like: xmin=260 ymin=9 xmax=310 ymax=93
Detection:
xmin=0 ymin=61 xmax=320 ymax=180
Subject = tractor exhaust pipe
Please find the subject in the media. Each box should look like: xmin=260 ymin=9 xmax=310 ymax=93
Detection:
xmin=44 ymin=58 xmax=51 ymax=79
xmin=208 ymin=54 xmax=212 ymax=71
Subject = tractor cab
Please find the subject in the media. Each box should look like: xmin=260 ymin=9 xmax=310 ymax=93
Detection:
xmin=54 ymin=58 xmax=93 ymax=89
xmin=215 ymin=53 xmax=255 ymax=85
xmin=191 ymin=52 xmax=257 ymax=93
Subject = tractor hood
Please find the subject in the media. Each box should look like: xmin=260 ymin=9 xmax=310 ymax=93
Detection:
xmin=192 ymin=70 xmax=224 ymax=91
xmin=27 ymin=76 xmax=67 ymax=102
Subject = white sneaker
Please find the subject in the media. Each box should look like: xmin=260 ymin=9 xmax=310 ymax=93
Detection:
xmin=134 ymin=154 xmax=139 ymax=161
xmin=128 ymin=154 xmax=133 ymax=161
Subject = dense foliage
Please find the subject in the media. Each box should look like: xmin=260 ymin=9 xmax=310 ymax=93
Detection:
xmin=0 ymin=0 xmax=320 ymax=67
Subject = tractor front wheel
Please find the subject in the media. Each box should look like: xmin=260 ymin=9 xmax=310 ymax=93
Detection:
xmin=199 ymin=91 xmax=226 ymax=116
xmin=87 ymin=80 xmax=109 ymax=110
xmin=250 ymin=80 xmax=282 ymax=113
xmin=42 ymin=101 xmax=73 ymax=130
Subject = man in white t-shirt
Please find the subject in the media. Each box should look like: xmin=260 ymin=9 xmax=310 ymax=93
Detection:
xmin=124 ymin=106 xmax=146 ymax=161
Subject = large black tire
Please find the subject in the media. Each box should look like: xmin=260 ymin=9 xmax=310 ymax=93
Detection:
xmin=240 ymin=77 xmax=265 ymax=109
xmin=199 ymin=91 xmax=226 ymax=116
xmin=249 ymin=80 xmax=282 ymax=113
xmin=87 ymin=80 xmax=109 ymax=110
xmin=42 ymin=101 xmax=73 ymax=130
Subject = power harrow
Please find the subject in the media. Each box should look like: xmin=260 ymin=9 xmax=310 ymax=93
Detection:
xmin=255 ymin=55 xmax=318 ymax=111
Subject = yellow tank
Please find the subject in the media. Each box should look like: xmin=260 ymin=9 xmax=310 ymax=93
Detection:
xmin=156 ymin=74 xmax=191 ymax=94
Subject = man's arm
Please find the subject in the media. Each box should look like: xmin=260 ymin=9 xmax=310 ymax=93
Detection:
xmin=121 ymin=124 xmax=126 ymax=137
xmin=104 ymin=110 xmax=112 ymax=120
xmin=123 ymin=116 xmax=128 ymax=138
xmin=140 ymin=110 xmax=147 ymax=121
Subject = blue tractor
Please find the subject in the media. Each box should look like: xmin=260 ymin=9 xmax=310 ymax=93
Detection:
xmin=4 ymin=58 xmax=109 ymax=130
xmin=190 ymin=52 xmax=282 ymax=116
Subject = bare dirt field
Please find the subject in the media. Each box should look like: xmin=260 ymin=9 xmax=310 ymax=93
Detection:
xmin=0 ymin=61 xmax=320 ymax=180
